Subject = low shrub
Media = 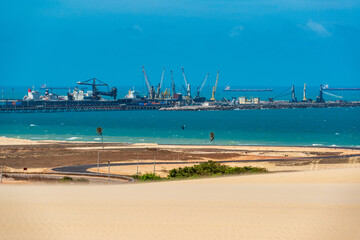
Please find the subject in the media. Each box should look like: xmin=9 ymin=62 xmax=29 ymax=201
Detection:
xmin=58 ymin=176 xmax=89 ymax=183
xmin=59 ymin=176 xmax=73 ymax=182
xmin=138 ymin=173 xmax=162 ymax=181
xmin=168 ymin=161 xmax=267 ymax=179
xmin=76 ymin=177 xmax=89 ymax=183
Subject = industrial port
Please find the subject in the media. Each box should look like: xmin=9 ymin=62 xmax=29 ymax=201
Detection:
xmin=1 ymin=67 xmax=360 ymax=112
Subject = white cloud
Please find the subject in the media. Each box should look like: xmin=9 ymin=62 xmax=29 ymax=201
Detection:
xmin=229 ymin=25 xmax=244 ymax=37
xmin=305 ymin=20 xmax=331 ymax=37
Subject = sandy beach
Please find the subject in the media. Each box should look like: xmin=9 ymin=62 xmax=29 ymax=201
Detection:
xmin=1 ymin=136 xmax=360 ymax=178
xmin=1 ymin=136 xmax=360 ymax=239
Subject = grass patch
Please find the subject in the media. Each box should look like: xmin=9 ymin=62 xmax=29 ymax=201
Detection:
xmin=59 ymin=176 xmax=73 ymax=182
xmin=76 ymin=177 xmax=89 ymax=183
xmin=134 ymin=173 xmax=162 ymax=182
xmin=58 ymin=176 xmax=89 ymax=183
xmin=133 ymin=161 xmax=268 ymax=182
xmin=168 ymin=161 xmax=267 ymax=179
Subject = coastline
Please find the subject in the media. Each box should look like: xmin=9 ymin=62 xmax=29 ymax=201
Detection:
xmin=1 ymin=136 xmax=359 ymax=150
xmin=1 ymin=136 xmax=360 ymax=178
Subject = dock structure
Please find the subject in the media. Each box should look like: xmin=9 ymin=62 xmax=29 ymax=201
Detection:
xmin=160 ymin=101 xmax=360 ymax=111
xmin=1 ymin=100 xmax=360 ymax=113
xmin=0 ymin=100 xmax=172 ymax=113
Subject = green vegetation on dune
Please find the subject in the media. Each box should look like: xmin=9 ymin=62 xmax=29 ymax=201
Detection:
xmin=132 ymin=173 xmax=162 ymax=181
xmin=133 ymin=161 xmax=268 ymax=182
xmin=58 ymin=176 xmax=89 ymax=183
xmin=59 ymin=176 xmax=74 ymax=182
xmin=168 ymin=161 xmax=267 ymax=179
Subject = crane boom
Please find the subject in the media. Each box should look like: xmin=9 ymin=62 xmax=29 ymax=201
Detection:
xmin=160 ymin=67 xmax=165 ymax=89
xmin=181 ymin=67 xmax=188 ymax=86
xmin=214 ymin=71 xmax=219 ymax=91
xmin=142 ymin=66 xmax=151 ymax=96
xmin=181 ymin=67 xmax=191 ymax=98
xmin=77 ymin=78 xmax=109 ymax=92
xmin=171 ymin=70 xmax=176 ymax=98
xmin=210 ymin=71 xmax=219 ymax=101
xmin=77 ymin=78 xmax=108 ymax=87
xmin=200 ymin=73 xmax=209 ymax=92
xmin=323 ymin=91 xmax=343 ymax=98
xmin=76 ymin=78 xmax=117 ymax=100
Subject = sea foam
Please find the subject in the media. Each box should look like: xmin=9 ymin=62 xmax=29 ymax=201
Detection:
xmin=66 ymin=137 xmax=81 ymax=141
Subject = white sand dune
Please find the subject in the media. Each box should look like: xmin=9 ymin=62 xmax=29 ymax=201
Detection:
xmin=1 ymin=168 xmax=360 ymax=240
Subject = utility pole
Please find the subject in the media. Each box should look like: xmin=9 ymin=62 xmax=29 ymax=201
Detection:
xmin=97 ymin=152 xmax=100 ymax=174
xmin=107 ymin=161 xmax=111 ymax=179
xmin=101 ymin=134 xmax=103 ymax=149
xmin=1 ymin=165 xmax=3 ymax=184
xmin=153 ymin=156 xmax=156 ymax=175
xmin=96 ymin=127 xmax=103 ymax=175
xmin=137 ymin=156 xmax=139 ymax=176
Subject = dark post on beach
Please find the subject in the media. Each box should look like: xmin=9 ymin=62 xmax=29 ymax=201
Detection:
xmin=96 ymin=127 xmax=103 ymax=174
xmin=96 ymin=127 xmax=103 ymax=148
xmin=108 ymin=160 xmax=111 ymax=179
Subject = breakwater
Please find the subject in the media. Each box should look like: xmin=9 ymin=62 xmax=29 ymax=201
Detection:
xmin=0 ymin=100 xmax=170 ymax=113
xmin=160 ymin=101 xmax=360 ymax=111
xmin=1 ymin=100 xmax=360 ymax=113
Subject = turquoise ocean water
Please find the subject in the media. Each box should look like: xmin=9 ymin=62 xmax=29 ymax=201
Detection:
xmin=1 ymin=86 xmax=359 ymax=147
xmin=1 ymin=108 xmax=359 ymax=147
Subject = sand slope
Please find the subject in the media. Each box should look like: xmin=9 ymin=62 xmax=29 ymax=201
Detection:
xmin=1 ymin=168 xmax=360 ymax=240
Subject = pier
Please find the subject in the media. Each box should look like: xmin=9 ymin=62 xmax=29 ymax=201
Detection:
xmin=0 ymin=100 xmax=169 ymax=113
xmin=1 ymin=99 xmax=360 ymax=113
xmin=160 ymin=101 xmax=360 ymax=111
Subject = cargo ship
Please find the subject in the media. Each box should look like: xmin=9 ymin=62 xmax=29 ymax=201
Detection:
xmin=0 ymin=78 xmax=181 ymax=112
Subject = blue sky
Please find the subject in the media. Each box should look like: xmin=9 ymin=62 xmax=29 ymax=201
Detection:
xmin=1 ymin=0 xmax=360 ymax=88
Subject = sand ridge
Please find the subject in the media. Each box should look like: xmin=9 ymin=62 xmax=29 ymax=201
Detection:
xmin=0 ymin=168 xmax=360 ymax=240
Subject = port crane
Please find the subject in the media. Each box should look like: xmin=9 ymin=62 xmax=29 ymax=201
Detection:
xmin=181 ymin=67 xmax=191 ymax=99
xmin=156 ymin=67 xmax=165 ymax=99
xmin=196 ymin=73 xmax=209 ymax=97
xmin=160 ymin=67 xmax=165 ymax=89
xmin=318 ymin=84 xmax=342 ymax=102
xmin=210 ymin=71 xmax=219 ymax=101
xmin=268 ymin=87 xmax=292 ymax=102
xmin=291 ymin=85 xmax=297 ymax=102
xmin=316 ymin=84 xmax=325 ymax=102
xmin=142 ymin=66 xmax=155 ymax=99
xmin=77 ymin=78 xmax=117 ymax=100
xmin=319 ymin=83 xmax=360 ymax=101
xmin=171 ymin=70 xmax=176 ymax=98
